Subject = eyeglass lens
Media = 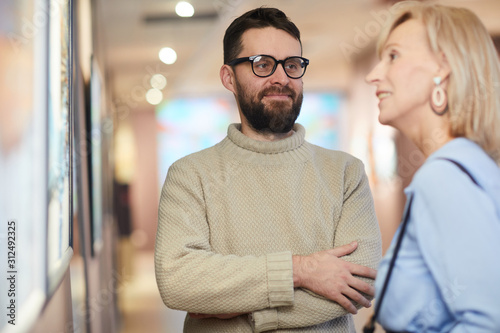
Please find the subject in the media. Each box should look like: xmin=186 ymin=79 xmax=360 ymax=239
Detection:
xmin=252 ymin=55 xmax=306 ymax=78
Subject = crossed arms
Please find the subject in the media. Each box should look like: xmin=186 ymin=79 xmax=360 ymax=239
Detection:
xmin=190 ymin=241 xmax=376 ymax=317
xmin=155 ymin=158 xmax=382 ymax=331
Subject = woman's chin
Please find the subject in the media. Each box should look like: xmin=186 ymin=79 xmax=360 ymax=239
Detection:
xmin=378 ymin=113 xmax=392 ymax=127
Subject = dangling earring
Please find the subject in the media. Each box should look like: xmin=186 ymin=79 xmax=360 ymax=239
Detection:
xmin=430 ymin=76 xmax=448 ymax=115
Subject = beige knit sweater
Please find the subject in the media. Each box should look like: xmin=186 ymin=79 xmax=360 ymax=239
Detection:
xmin=155 ymin=123 xmax=382 ymax=332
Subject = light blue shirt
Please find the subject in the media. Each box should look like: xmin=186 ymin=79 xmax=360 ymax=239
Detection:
xmin=375 ymin=138 xmax=500 ymax=332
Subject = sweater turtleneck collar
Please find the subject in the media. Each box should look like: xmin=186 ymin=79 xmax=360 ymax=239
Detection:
xmin=217 ymin=123 xmax=312 ymax=165
xmin=228 ymin=123 xmax=305 ymax=154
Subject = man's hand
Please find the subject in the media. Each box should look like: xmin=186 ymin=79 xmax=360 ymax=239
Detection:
xmin=188 ymin=312 xmax=246 ymax=320
xmin=292 ymin=241 xmax=377 ymax=314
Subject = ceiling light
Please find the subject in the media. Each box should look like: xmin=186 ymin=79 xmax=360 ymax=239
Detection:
xmin=175 ymin=1 xmax=194 ymax=17
xmin=151 ymin=74 xmax=167 ymax=90
xmin=159 ymin=47 xmax=177 ymax=65
xmin=146 ymin=88 xmax=163 ymax=105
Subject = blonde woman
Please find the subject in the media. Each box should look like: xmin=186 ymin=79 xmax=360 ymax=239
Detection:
xmin=366 ymin=2 xmax=500 ymax=332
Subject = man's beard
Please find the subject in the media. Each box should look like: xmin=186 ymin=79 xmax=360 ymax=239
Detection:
xmin=235 ymin=81 xmax=303 ymax=134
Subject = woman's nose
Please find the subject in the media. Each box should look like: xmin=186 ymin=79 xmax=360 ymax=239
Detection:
xmin=365 ymin=62 xmax=382 ymax=85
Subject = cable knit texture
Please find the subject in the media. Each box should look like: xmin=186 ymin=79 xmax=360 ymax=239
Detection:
xmin=155 ymin=123 xmax=382 ymax=332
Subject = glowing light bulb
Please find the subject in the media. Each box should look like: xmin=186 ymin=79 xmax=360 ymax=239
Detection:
xmin=146 ymin=88 xmax=163 ymax=105
xmin=151 ymin=74 xmax=167 ymax=90
xmin=175 ymin=1 xmax=194 ymax=17
xmin=159 ymin=47 xmax=177 ymax=65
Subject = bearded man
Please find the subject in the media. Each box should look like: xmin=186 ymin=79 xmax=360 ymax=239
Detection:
xmin=155 ymin=7 xmax=382 ymax=333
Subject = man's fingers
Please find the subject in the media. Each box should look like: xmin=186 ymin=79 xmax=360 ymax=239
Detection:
xmin=347 ymin=274 xmax=375 ymax=299
xmin=333 ymin=293 xmax=358 ymax=314
xmin=329 ymin=241 xmax=358 ymax=257
xmin=348 ymin=275 xmax=375 ymax=297
xmin=342 ymin=285 xmax=372 ymax=308
xmin=348 ymin=262 xmax=377 ymax=280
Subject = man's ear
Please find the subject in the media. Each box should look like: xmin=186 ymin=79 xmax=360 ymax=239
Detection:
xmin=220 ymin=64 xmax=237 ymax=94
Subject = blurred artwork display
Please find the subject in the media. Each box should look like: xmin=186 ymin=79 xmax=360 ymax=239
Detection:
xmin=156 ymin=96 xmax=238 ymax=184
xmin=0 ymin=0 xmax=47 ymax=330
xmin=298 ymin=93 xmax=342 ymax=150
xmin=89 ymin=58 xmax=105 ymax=256
xmin=156 ymin=92 xmax=343 ymax=187
xmin=47 ymin=0 xmax=73 ymax=293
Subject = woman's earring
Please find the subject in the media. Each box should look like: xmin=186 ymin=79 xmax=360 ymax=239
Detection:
xmin=430 ymin=76 xmax=448 ymax=115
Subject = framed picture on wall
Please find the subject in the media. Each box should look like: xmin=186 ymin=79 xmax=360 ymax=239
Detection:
xmin=46 ymin=0 xmax=73 ymax=295
xmin=0 ymin=0 xmax=60 ymax=331
xmin=72 ymin=57 xmax=92 ymax=333
xmin=88 ymin=56 xmax=105 ymax=256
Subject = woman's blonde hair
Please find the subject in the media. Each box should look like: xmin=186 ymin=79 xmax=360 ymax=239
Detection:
xmin=377 ymin=1 xmax=500 ymax=164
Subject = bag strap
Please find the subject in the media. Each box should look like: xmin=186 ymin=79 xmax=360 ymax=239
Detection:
xmin=363 ymin=195 xmax=413 ymax=333
xmin=363 ymin=158 xmax=478 ymax=333
xmin=438 ymin=158 xmax=479 ymax=186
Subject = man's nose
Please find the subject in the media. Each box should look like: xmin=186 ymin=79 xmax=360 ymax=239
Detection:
xmin=270 ymin=63 xmax=291 ymax=85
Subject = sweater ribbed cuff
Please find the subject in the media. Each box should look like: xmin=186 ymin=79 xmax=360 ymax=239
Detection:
xmin=250 ymin=308 xmax=278 ymax=333
xmin=266 ymin=251 xmax=294 ymax=307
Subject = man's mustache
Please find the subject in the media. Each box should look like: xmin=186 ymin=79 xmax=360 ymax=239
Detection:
xmin=258 ymin=86 xmax=296 ymax=100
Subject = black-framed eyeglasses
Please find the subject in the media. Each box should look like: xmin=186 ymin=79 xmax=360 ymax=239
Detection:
xmin=227 ymin=54 xmax=309 ymax=79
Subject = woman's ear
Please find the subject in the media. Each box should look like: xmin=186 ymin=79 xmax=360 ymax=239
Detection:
xmin=220 ymin=64 xmax=237 ymax=94
xmin=438 ymin=51 xmax=451 ymax=83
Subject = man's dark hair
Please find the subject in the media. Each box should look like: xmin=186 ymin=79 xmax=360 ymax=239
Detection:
xmin=223 ymin=7 xmax=301 ymax=64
